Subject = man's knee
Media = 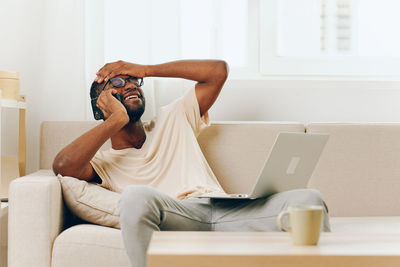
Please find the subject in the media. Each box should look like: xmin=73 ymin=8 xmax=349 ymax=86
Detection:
xmin=119 ymin=185 xmax=161 ymax=219
xmin=273 ymin=189 xmax=325 ymax=207
xmin=285 ymin=189 xmax=328 ymax=212
xmin=297 ymin=188 xmax=323 ymax=203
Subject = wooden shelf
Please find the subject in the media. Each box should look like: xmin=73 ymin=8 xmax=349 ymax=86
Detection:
xmin=0 ymin=201 xmax=7 ymax=208
xmin=0 ymin=94 xmax=26 ymax=198
xmin=0 ymin=98 xmax=26 ymax=109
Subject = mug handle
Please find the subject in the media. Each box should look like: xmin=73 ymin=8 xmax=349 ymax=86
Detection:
xmin=277 ymin=211 xmax=291 ymax=232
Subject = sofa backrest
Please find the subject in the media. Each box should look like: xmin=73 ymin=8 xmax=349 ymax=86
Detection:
xmin=40 ymin=121 xmax=305 ymax=194
xmin=197 ymin=122 xmax=305 ymax=194
xmin=307 ymin=123 xmax=400 ymax=217
xmin=41 ymin=121 xmax=400 ymax=217
xmin=40 ymin=121 xmax=111 ymax=169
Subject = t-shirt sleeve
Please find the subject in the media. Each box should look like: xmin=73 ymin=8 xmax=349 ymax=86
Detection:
xmin=180 ymin=87 xmax=211 ymax=136
xmin=90 ymin=151 xmax=112 ymax=191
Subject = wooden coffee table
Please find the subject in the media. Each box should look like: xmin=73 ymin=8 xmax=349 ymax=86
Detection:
xmin=147 ymin=232 xmax=400 ymax=267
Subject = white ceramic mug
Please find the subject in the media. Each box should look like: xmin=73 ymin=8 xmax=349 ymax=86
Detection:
xmin=277 ymin=205 xmax=323 ymax=246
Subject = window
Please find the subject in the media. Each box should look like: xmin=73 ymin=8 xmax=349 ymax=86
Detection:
xmin=278 ymin=0 xmax=400 ymax=57
xmin=103 ymin=0 xmax=249 ymax=69
xmin=261 ymin=0 xmax=400 ymax=76
xmin=86 ymin=0 xmax=400 ymax=78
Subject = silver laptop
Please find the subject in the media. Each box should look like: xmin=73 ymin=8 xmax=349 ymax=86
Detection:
xmin=199 ymin=132 xmax=329 ymax=199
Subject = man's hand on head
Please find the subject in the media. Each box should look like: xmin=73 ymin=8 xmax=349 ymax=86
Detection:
xmin=95 ymin=60 xmax=148 ymax=83
xmin=95 ymin=59 xmax=228 ymax=117
xmin=97 ymin=89 xmax=129 ymax=125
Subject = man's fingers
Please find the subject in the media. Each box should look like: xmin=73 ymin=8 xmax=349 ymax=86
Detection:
xmin=107 ymin=70 xmax=119 ymax=80
xmin=103 ymin=89 xmax=113 ymax=98
xmin=104 ymin=89 xmax=119 ymax=101
xmin=97 ymin=90 xmax=115 ymax=110
xmin=95 ymin=60 xmax=126 ymax=83
xmin=95 ymin=75 xmax=103 ymax=83
xmin=96 ymin=66 xmax=111 ymax=83
xmin=97 ymin=72 xmax=110 ymax=83
xmin=95 ymin=75 xmax=104 ymax=83
xmin=96 ymin=72 xmax=110 ymax=84
xmin=96 ymin=96 xmax=104 ymax=111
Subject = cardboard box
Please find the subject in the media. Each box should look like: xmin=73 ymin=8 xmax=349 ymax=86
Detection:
xmin=0 ymin=71 xmax=20 ymax=100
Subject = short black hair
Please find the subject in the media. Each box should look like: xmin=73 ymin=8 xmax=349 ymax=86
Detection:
xmin=90 ymin=81 xmax=103 ymax=99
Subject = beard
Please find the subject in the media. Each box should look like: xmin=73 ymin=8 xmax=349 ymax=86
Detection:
xmin=124 ymin=97 xmax=146 ymax=123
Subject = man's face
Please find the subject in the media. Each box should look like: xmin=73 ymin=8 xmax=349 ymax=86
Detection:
xmin=104 ymin=75 xmax=146 ymax=122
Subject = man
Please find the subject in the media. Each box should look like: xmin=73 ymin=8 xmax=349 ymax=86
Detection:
xmin=53 ymin=60 xmax=330 ymax=267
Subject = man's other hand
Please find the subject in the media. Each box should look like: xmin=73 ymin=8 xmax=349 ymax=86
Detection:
xmin=97 ymin=89 xmax=129 ymax=124
xmin=95 ymin=60 xmax=148 ymax=83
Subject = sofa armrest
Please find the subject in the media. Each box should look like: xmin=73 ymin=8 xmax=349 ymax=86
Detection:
xmin=8 ymin=170 xmax=63 ymax=267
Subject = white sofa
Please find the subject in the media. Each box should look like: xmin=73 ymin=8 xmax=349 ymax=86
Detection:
xmin=8 ymin=121 xmax=400 ymax=267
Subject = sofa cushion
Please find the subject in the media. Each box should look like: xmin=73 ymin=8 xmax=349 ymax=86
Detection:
xmin=307 ymin=123 xmax=400 ymax=217
xmin=58 ymin=175 xmax=120 ymax=228
xmin=51 ymin=224 xmax=130 ymax=267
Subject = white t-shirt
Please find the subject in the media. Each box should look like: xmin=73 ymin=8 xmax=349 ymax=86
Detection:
xmin=90 ymin=88 xmax=225 ymax=199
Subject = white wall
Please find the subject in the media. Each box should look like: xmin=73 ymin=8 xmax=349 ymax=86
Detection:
xmin=153 ymin=78 xmax=400 ymax=123
xmin=1 ymin=0 xmax=86 ymax=174
xmin=210 ymin=79 xmax=400 ymax=123
xmin=1 ymin=1 xmax=400 ymax=176
xmin=1 ymin=0 xmax=45 ymax=174
xmin=40 ymin=0 xmax=86 ymax=123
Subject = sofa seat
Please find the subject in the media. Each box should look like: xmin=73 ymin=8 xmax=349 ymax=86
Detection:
xmin=51 ymin=225 xmax=131 ymax=267
xmin=50 ymin=217 xmax=400 ymax=266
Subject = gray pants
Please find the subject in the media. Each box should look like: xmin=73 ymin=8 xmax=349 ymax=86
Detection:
xmin=118 ymin=185 xmax=331 ymax=267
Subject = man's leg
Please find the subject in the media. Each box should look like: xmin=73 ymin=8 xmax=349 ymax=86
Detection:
xmin=211 ymin=189 xmax=331 ymax=232
xmin=118 ymin=185 xmax=212 ymax=267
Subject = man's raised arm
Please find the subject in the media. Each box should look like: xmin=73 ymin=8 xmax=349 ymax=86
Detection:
xmin=52 ymin=90 xmax=129 ymax=181
xmin=96 ymin=60 xmax=229 ymax=116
